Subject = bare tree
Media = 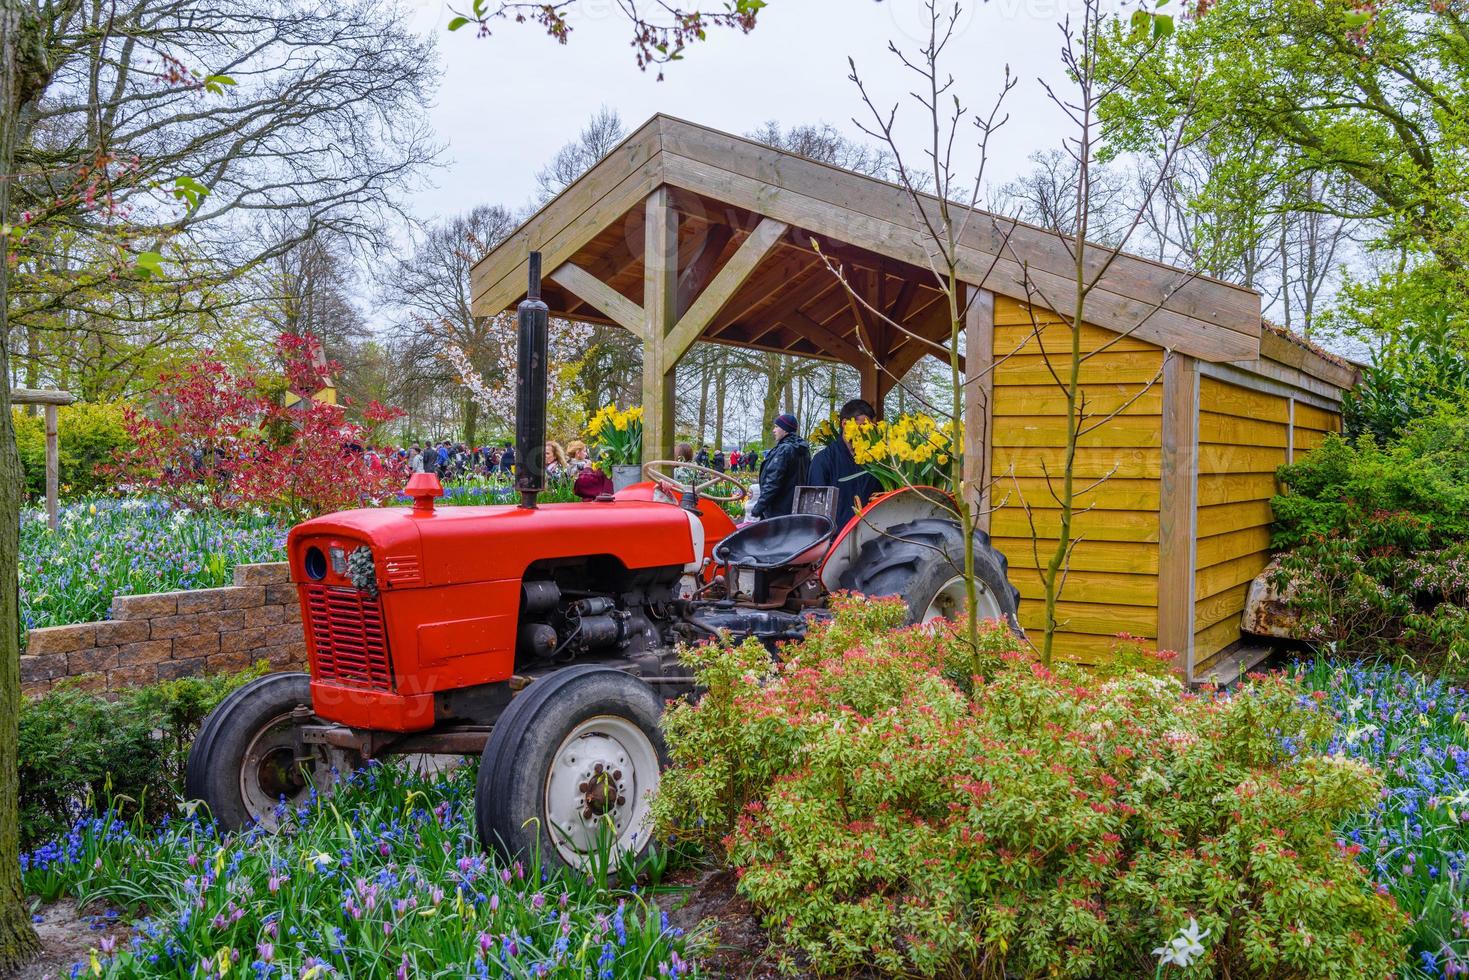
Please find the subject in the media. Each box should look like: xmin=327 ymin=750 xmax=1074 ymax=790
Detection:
xmin=536 ymin=107 xmax=628 ymax=202
xmin=385 ymin=205 xmax=516 ymax=445
xmin=6 ymin=0 xmax=440 ymax=392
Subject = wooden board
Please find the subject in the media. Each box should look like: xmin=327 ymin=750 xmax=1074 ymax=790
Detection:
xmin=1195 ymin=526 xmax=1273 ymax=568
xmin=1009 ymin=567 xmax=1158 ymax=606
xmin=1198 ymin=376 xmax=1292 ymax=423
xmin=1195 ymin=582 xmax=1251 ymax=631
xmin=1017 ymin=600 xmax=1159 ymax=636
xmin=1157 ymin=352 xmax=1198 ymax=672
xmin=991 ymin=447 xmax=1163 ymax=479
xmin=1195 ymin=499 xmax=1275 ymax=537
xmin=993 ymin=384 xmax=1163 ymax=418
xmin=1194 ymin=616 xmax=1243 ymax=664
xmin=992 ymin=537 xmax=1159 ymax=575
xmin=653 ymin=118 xmax=1261 ymax=356
xmin=1001 ymin=477 xmax=1161 ymax=510
xmin=1197 ymin=444 xmax=1288 ymax=475
xmin=1195 ymin=552 xmax=1271 ymax=602
xmin=993 ymin=416 xmax=1163 ymax=450
xmin=990 ymin=506 xmax=1159 ymax=543
xmin=1198 ymin=411 xmax=1290 ymax=449
xmin=1196 ymin=473 xmax=1279 ymax=507
xmin=995 ymin=350 xmax=1165 ymax=387
xmin=994 ymin=322 xmax=1159 ymax=356
xmin=1294 ymin=402 xmax=1341 ymax=432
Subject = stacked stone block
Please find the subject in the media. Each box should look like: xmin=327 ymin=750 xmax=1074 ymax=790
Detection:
xmin=20 ymin=562 xmax=305 ymax=697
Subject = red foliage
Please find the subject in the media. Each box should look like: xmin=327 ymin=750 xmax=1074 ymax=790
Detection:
xmin=113 ymin=337 xmax=407 ymax=518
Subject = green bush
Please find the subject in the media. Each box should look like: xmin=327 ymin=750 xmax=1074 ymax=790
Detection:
xmin=19 ymin=665 xmax=265 ymax=847
xmin=1272 ymin=415 xmax=1469 ymax=550
xmin=1270 ymin=410 xmax=1469 ymax=669
xmin=654 ymin=597 xmax=1405 ymax=978
xmin=13 ymin=400 xmax=134 ymax=498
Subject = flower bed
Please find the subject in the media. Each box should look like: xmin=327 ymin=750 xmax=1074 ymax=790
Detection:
xmin=1296 ymin=661 xmax=1469 ymax=977
xmin=23 ymin=763 xmax=699 ymax=979
xmin=21 ymin=498 xmax=287 ymax=632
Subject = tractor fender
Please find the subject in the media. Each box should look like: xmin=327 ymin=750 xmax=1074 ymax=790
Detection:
xmin=819 ymin=486 xmax=960 ymax=594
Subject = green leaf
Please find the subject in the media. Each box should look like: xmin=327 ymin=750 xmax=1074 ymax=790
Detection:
xmin=1343 ymin=10 xmax=1370 ymax=26
xmin=447 ymin=16 xmax=469 ymax=30
xmin=134 ymin=251 xmax=165 ymax=278
xmin=1153 ymin=13 xmax=1174 ymax=37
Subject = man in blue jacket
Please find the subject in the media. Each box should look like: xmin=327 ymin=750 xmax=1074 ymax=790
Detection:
xmin=748 ymin=413 xmax=810 ymax=520
xmin=808 ymin=399 xmax=883 ymax=524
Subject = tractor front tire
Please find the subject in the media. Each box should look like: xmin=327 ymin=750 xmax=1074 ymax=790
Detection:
xmin=838 ymin=518 xmax=1022 ymax=631
xmin=185 ymin=672 xmax=359 ymax=831
xmin=476 ymin=665 xmax=668 ymax=874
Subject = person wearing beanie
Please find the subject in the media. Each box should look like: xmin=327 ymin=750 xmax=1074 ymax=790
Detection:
xmin=749 ymin=412 xmax=811 ymax=520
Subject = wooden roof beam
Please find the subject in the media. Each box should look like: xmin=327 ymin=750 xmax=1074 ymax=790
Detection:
xmin=548 ymin=262 xmax=647 ymax=336
xmin=662 ymin=217 xmax=790 ymax=370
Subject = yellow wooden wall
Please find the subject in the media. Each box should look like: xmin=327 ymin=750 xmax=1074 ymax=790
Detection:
xmin=988 ymin=297 xmax=1163 ymax=663
xmin=1191 ymin=393 xmax=1342 ymax=665
xmin=1293 ymin=402 xmax=1342 ymax=453
xmin=1191 ymin=378 xmax=1290 ymax=661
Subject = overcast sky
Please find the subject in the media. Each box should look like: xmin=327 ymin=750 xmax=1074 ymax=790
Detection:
xmin=401 ymin=0 xmax=1091 ymax=225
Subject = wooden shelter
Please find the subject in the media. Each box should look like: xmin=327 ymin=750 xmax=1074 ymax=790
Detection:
xmin=470 ymin=114 xmax=1357 ymax=682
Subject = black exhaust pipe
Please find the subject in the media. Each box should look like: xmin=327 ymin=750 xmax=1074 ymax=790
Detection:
xmin=515 ymin=252 xmax=549 ymax=510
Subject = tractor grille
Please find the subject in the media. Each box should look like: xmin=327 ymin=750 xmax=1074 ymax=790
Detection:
xmin=304 ymin=584 xmax=393 ymax=691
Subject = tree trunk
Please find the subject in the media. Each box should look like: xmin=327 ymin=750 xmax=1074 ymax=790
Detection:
xmin=463 ymin=395 xmax=479 ymax=448
xmin=695 ymin=358 xmax=709 ymax=445
xmin=713 ymin=362 xmax=727 ymax=450
xmin=0 ymin=0 xmax=46 ymax=966
xmin=759 ymin=354 xmax=783 ymax=446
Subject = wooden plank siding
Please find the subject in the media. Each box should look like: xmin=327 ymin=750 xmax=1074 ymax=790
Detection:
xmin=988 ymin=297 xmax=1164 ymax=661
xmin=1191 ymin=377 xmax=1291 ymax=663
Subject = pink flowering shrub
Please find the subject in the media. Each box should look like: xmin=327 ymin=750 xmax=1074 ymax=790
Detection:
xmin=654 ymin=596 xmax=1405 ymax=977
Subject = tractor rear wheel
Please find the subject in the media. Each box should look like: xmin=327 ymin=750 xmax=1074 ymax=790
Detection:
xmin=475 ymin=665 xmax=667 ymax=874
xmin=838 ymin=518 xmax=1021 ymax=631
xmin=185 ymin=672 xmax=359 ymax=831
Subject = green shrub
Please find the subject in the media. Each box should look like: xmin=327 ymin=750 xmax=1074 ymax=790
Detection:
xmin=1270 ymin=410 xmax=1469 ymax=669
xmin=19 ymin=665 xmax=265 ymax=847
xmin=13 ymin=400 xmax=134 ymax=498
xmin=654 ymin=597 xmax=1405 ymax=978
xmin=1272 ymin=411 xmax=1469 ymax=549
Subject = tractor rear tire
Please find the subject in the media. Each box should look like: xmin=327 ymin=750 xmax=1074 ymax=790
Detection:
xmin=475 ymin=665 xmax=668 ymax=874
xmin=838 ymin=518 xmax=1022 ymax=631
xmin=185 ymin=672 xmax=359 ymax=831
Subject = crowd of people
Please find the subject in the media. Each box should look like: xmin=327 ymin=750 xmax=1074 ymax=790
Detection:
xmin=385 ymin=398 xmax=881 ymax=522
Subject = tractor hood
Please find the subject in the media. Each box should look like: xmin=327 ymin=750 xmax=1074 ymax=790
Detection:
xmin=286 ymin=498 xmax=698 ymax=593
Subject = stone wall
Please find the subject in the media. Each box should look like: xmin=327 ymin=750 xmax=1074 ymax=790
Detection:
xmin=21 ymin=562 xmax=305 ymax=698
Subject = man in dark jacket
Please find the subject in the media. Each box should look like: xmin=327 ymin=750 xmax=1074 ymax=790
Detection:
xmin=749 ymin=413 xmax=810 ymax=520
xmin=420 ymin=443 xmax=439 ymax=476
xmin=808 ymin=398 xmax=883 ymax=525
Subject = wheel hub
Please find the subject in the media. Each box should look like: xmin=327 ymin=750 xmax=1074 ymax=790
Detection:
xmin=543 ymin=716 xmax=659 ymax=866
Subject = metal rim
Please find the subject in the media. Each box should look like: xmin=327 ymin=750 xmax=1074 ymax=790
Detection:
xmin=238 ymin=711 xmax=333 ymax=830
xmin=923 ymin=573 xmax=1004 ymax=625
xmin=542 ymin=714 xmax=661 ymax=868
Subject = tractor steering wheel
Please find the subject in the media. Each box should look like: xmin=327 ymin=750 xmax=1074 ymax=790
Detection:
xmin=642 ymin=460 xmax=750 ymax=502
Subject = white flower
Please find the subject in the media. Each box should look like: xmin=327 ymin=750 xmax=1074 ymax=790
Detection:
xmin=1152 ymin=918 xmax=1210 ymax=968
xmin=1346 ymin=695 xmax=1365 ymax=716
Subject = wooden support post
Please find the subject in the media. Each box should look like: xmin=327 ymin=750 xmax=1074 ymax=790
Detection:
xmin=1157 ymin=352 xmax=1200 ymax=678
xmin=642 ymin=188 xmax=679 ymax=463
xmin=962 ymin=286 xmax=995 ymax=533
xmin=44 ymin=403 xmax=59 ymax=531
xmin=859 ymin=360 xmax=882 ymax=419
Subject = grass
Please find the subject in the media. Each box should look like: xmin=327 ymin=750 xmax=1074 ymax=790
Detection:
xmin=22 ymin=762 xmax=702 ymax=979
xmin=1295 ymin=660 xmax=1469 ymax=978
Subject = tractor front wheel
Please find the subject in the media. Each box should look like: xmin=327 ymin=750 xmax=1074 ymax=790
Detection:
xmin=475 ymin=665 xmax=667 ymax=874
xmin=185 ymin=672 xmax=360 ymax=831
xmin=839 ymin=518 xmax=1022 ymax=631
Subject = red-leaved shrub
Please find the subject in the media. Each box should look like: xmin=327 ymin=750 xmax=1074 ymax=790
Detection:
xmin=112 ymin=336 xmax=406 ymax=518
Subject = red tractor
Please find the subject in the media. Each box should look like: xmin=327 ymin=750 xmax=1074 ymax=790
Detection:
xmin=186 ymin=255 xmax=1019 ymax=871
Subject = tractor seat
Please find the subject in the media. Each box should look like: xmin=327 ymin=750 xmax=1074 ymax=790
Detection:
xmin=713 ymin=514 xmax=833 ymax=570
